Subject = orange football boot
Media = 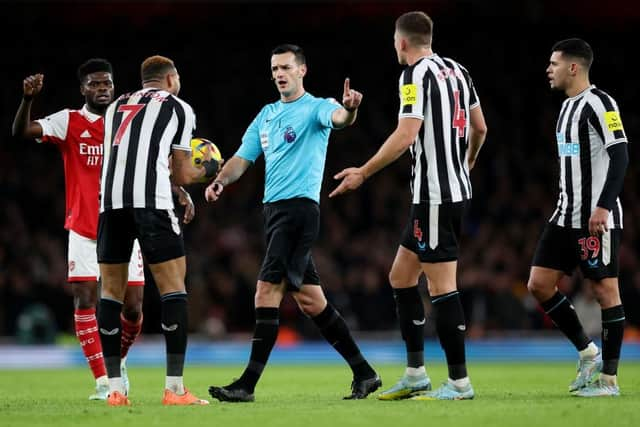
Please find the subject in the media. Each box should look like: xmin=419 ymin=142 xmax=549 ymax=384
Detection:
xmin=162 ymin=388 xmax=210 ymax=405
xmin=107 ymin=391 xmax=131 ymax=406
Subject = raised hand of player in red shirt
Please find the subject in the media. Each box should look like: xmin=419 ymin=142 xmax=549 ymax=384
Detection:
xmin=23 ymin=74 xmax=44 ymax=98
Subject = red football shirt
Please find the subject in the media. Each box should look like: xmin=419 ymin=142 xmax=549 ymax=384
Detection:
xmin=36 ymin=105 xmax=104 ymax=239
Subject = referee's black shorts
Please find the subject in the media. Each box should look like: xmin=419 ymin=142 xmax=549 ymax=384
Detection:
xmin=531 ymin=222 xmax=620 ymax=281
xmin=97 ymin=208 xmax=185 ymax=265
xmin=258 ymin=197 xmax=321 ymax=290
xmin=400 ymin=200 xmax=468 ymax=263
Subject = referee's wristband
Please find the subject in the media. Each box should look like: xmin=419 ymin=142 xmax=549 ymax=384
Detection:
xmin=202 ymin=159 xmax=220 ymax=178
xmin=344 ymin=106 xmax=357 ymax=112
xmin=23 ymin=94 xmax=33 ymax=101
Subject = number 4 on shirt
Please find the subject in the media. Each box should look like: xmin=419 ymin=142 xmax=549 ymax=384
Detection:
xmin=113 ymin=104 xmax=145 ymax=146
xmin=452 ymin=90 xmax=467 ymax=138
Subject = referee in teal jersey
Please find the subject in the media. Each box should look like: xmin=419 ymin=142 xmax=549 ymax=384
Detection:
xmin=205 ymin=44 xmax=381 ymax=402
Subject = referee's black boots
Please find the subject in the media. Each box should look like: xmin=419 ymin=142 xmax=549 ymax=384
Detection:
xmin=343 ymin=373 xmax=382 ymax=400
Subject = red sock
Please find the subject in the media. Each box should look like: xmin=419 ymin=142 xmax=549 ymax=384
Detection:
xmin=120 ymin=313 xmax=143 ymax=359
xmin=74 ymin=308 xmax=106 ymax=379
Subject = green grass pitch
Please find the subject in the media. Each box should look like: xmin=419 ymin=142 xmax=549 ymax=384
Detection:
xmin=1 ymin=363 xmax=638 ymax=427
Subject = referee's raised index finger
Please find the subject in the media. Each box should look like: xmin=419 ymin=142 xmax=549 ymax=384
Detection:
xmin=344 ymin=77 xmax=350 ymax=93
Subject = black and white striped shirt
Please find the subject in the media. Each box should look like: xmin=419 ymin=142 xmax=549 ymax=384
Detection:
xmin=399 ymin=53 xmax=480 ymax=205
xmin=100 ymin=88 xmax=195 ymax=212
xmin=549 ymin=85 xmax=627 ymax=229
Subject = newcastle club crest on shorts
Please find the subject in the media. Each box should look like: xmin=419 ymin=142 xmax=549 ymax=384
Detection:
xmin=283 ymin=126 xmax=297 ymax=143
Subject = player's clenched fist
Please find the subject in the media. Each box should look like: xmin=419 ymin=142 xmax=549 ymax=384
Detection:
xmin=23 ymin=74 xmax=44 ymax=98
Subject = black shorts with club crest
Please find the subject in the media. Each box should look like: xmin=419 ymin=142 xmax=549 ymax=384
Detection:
xmin=401 ymin=201 xmax=468 ymax=263
xmin=97 ymin=208 xmax=185 ymax=265
xmin=258 ymin=197 xmax=321 ymax=290
xmin=532 ymin=223 xmax=620 ymax=280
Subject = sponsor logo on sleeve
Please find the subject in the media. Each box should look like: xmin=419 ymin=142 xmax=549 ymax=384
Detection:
xmin=400 ymin=84 xmax=417 ymax=106
xmin=604 ymin=111 xmax=624 ymax=132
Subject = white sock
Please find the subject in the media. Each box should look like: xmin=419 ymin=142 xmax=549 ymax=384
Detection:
xmin=579 ymin=342 xmax=599 ymax=359
xmin=406 ymin=366 xmax=426 ymax=378
xmin=166 ymin=376 xmax=185 ymax=394
xmin=449 ymin=376 xmax=470 ymax=389
xmin=108 ymin=377 xmax=125 ymax=394
xmin=600 ymin=373 xmax=617 ymax=386
xmin=96 ymin=375 xmax=108 ymax=387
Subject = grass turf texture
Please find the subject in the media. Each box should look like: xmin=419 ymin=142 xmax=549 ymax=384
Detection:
xmin=1 ymin=363 xmax=638 ymax=427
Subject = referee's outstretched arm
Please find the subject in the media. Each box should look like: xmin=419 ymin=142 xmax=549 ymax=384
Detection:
xmin=205 ymin=156 xmax=251 ymax=202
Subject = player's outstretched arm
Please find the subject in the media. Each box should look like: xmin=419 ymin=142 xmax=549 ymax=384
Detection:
xmin=331 ymin=78 xmax=363 ymax=129
xmin=12 ymin=74 xmax=45 ymax=139
xmin=329 ymin=117 xmax=421 ymax=197
xmin=466 ymin=105 xmax=488 ymax=171
xmin=205 ymin=156 xmax=251 ymax=202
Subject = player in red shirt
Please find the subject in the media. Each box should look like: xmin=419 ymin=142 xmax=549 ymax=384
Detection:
xmin=12 ymin=59 xmax=147 ymax=400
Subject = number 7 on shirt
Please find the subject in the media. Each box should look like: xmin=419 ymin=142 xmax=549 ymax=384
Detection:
xmin=113 ymin=104 xmax=145 ymax=146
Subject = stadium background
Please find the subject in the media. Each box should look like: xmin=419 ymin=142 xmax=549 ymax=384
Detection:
xmin=0 ymin=0 xmax=638 ymax=359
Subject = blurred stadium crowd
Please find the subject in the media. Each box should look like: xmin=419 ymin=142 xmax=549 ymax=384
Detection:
xmin=1 ymin=1 xmax=638 ymax=342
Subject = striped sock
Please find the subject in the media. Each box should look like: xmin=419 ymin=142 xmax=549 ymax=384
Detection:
xmin=74 ymin=308 xmax=106 ymax=379
xmin=120 ymin=313 xmax=143 ymax=359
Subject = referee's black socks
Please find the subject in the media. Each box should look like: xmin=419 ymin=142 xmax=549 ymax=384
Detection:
xmin=312 ymin=303 xmax=376 ymax=379
xmin=235 ymin=307 xmax=280 ymax=393
xmin=393 ymin=286 xmax=425 ymax=368
xmin=431 ymin=291 xmax=468 ymax=380
xmin=540 ymin=291 xmax=591 ymax=351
